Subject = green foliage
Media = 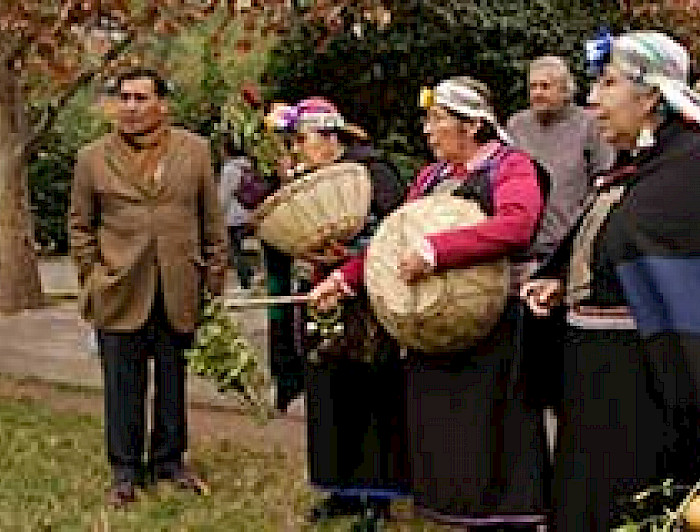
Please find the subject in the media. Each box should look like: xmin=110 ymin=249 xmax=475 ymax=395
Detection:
xmin=265 ymin=1 xmax=621 ymax=181
xmin=612 ymin=478 xmax=700 ymax=531
xmin=151 ymin=12 xmax=277 ymax=167
xmin=167 ymin=40 xmax=231 ymax=162
xmin=219 ymin=94 xmax=283 ymax=178
xmin=624 ymin=2 xmax=700 ymax=76
xmin=27 ymin=90 xmax=110 ymax=254
xmin=185 ymin=292 xmax=273 ymax=419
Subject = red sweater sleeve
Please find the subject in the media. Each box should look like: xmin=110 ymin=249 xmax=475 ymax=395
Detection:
xmin=336 ymin=158 xmax=542 ymax=290
xmin=335 ymin=252 xmax=364 ymax=293
xmin=425 ymin=151 xmax=543 ymax=270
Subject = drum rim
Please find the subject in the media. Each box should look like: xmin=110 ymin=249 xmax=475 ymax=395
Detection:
xmin=254 ymin=161 xmax=370 ymax=220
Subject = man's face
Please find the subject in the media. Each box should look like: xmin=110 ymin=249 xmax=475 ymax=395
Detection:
xmin=116 ymin=78 xmax=166 ymax=135
xmin=528 ymin=68 xmax=568 ymax=115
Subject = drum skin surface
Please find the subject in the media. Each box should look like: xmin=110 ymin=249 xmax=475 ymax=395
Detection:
xmin=365 ymin=195 xmax=510 ymax=353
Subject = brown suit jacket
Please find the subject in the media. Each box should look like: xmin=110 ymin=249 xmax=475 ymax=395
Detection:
xmin=69 ymin=127 xmax=227 ymax=333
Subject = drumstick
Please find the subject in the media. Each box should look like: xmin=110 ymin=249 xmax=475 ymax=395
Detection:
xmin=223 ymin=294 xmax=311 ymax=308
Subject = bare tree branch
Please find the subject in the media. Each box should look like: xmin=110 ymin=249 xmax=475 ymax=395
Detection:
xmin=19 ymin=30 xmax=135 ymax=156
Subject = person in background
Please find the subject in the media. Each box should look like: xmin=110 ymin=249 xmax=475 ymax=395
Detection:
xmin=70 ymin=68 xmax=227 ymax=508
xmin=508 ymin=56 xmax=616 ymax=469
xmin=219 ymin=139 xmax=254 ymax=290
xmin=522 ymin=30 xmax=700 ymax=530
xmin=508 ymin=55 xmax=614 ymax=263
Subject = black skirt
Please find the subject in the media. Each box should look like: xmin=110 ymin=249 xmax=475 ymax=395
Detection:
xmin=552 ymin=326 xmax=665 ymax=531
xmin=404 ymin=304 xmax=546 ymax=524
xmin=305 ymin=299 xmax=409 ymax=497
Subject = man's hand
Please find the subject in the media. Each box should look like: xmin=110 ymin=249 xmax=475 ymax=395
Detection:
xmin=309 ymin=276 xmax=345 ymax=312
xmin=397 ymin=251 xmax=433 ymax=284
xmin=520 ymin=278 xmax=564 ymax=317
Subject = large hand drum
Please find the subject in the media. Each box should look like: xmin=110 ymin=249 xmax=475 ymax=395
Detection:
xmin=254 ymin=162 xmax=371 ymax=257
xmin=365 ymin=195 xmax=510 ymax=353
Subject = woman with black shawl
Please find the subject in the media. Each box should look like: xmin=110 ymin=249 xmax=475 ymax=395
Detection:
xmin=522 ymin=31 xmax=700 ymax=530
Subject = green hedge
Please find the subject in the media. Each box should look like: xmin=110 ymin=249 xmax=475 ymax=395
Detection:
xmin=28 ymin=93 xmax=109 ymax=254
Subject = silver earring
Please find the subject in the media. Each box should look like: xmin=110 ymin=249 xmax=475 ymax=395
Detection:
xmin=636 ymin=126 xmax=655 ymax=149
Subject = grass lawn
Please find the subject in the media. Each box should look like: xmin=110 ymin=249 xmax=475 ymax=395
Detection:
xmin=0 ymin=393 xmax=446 ymax=531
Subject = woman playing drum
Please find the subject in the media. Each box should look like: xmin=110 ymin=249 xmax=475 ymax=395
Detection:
xmin=269 ymin=97 xmax=408 ymax=522
xmin=312 ymin=76 xmax=548 ymax=528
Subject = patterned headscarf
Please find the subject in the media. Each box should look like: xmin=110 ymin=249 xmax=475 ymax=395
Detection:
xmin=421 ymin=76 xmax=512 ymax=144
xmin=265 ymin=97 xmax=370 ymax=140
xmin=294 ymin=97 xmax=346 ymax=132
xmin=266 ymin=97 xmax=345 ymax=133
xmin=586 ymin=30 xmax=700 ymax=124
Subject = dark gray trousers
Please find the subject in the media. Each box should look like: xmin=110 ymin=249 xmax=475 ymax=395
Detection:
xmin=98 ymin=290 xmax=193 ymax=483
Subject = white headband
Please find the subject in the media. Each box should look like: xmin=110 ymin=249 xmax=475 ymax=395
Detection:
xmin=434 ymin=80 xmax=512 ymax=144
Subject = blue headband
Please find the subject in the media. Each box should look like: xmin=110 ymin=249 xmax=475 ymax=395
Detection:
xmin=585 ymin=28 xmax=613 ymax=77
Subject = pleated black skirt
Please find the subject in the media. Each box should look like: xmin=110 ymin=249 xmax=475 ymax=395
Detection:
xmin=404 ymin=305 xmax=546 ymax=525
xmin=552 ymin=326 xmax=665 ymax=531
xmin=306 ymin=356 xmax=409 ymax=497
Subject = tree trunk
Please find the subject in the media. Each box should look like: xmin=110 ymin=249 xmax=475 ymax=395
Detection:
xmin=0 ymin=63 xmax=43 ymax=312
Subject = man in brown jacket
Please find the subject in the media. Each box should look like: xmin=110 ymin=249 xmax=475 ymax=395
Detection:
xmin=70 ymin=68 xmax=227 ymax=508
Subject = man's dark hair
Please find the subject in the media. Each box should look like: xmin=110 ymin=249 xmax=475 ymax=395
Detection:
xmin=116 ymin=67 xmax=169 ymax=98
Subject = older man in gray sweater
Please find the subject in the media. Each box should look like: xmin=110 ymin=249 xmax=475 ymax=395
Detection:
xmin=508 ymin=56 xmax=614 ymax=262
xmin=509 ymin=56 xmax=615 ymax=468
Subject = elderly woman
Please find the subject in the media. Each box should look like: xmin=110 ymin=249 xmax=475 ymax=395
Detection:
xmin=312 ymin=77 xmax=548 ymax=527
xmin=522 ymin=31 xmax=700 ymax=530
xmin=268 ymin=97 xmax=407 ymax=522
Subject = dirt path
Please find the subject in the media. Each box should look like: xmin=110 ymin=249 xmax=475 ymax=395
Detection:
xmin=0 ymin=274 xmax=307 ymax=458
xmin=0 ymin=376 xmax=306 ymax=456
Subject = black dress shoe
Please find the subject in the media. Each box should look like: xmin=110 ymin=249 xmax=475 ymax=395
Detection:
xmin=306 ymin=494 xmax=364 ymax=522
xmin=106 ymin=480 xmax=137 ymax=509
xmin=275 ymin=377 xmax=304 ymax=413
xmin=352 ymin=498 xmax=392 ymax=531
xmin=353 ymin=512 xmax=382 ymax=532
xmin=156 ymin=465 xmax=210 ymax=496
xmin=367 ymin=497 xmax=391 ymax=519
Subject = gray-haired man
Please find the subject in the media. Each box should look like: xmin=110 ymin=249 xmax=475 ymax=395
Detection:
xmin=508 ymin=57 xmax=615 ymax=475
xmin=508 ymin=55 xmax=615 ymax=262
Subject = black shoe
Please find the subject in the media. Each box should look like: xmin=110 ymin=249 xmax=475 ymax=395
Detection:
xmin=353 ymin=503 xmax=386 ymax=532
xmin=368 ymin=498 xmax=391 ymax=519
xmin=155 ymin=464 xmax=210 ymax=496
xmin=275 ymin=378 xmax=304 ymax=413
xmin=307 ymin=494 xmax=364 ymax=522
xmin=106 ymin=480 xmax=137 ymax=509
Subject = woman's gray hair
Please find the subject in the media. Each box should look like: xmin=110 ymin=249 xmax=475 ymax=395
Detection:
xmin=529 ymin=55 xmax=576 ymax=100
